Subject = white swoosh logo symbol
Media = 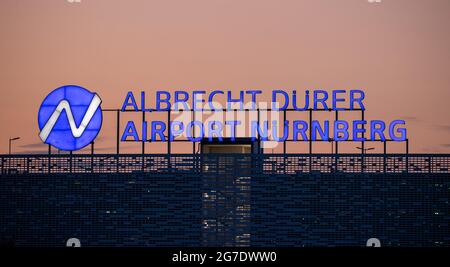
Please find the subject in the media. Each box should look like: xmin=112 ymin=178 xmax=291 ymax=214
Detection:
xmin=39 ymin=94 xmax=102 ymax=142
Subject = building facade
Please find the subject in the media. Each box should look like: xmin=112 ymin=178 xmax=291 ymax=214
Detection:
xmin=1 ymin=154 xmax=449 ymax=247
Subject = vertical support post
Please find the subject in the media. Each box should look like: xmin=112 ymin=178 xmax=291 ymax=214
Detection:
xmin=406 ymin=138 xmax=409 ymax=173
xmin=309 ymin=109 xmax=312 ymax=154
xmin=361 ymin=109 xmax=365 ymax=152
xmin=257 ymin=109 xmax=261 ymax=153
xmin=334 ymin=110 xmax=339 ymax=172
xmin=283 ymin=109 xmax=287 ymax=173
xmin=142 ymin=111 xmax=146 ymax=155
xmin=428 ymin=154 xmax=432 ymax=173
xmin=116 ymin=109 xmax=120 ymax=154
xmin=192 ymin=109 xmax=196 ymax=154
xmin=142 ymin=111 xmax=146 ymax=172
xmin=192 ymin=109 xmax=197 ymax=172
xmin=283 ymin=109 xmax=287 ymax=154
xmin=406 ymin=138 xmax=409 ymax=154
xmin=116 ymin=109 xmax=120 ymax=173
xmin=335 ymin=110 xmax=339 ymax=154
xmin=361 ymin=109 xmax=365 ymax=173
xmin=116 ymin=154 xmax=119 ymax=174
xmin=69 ymin=150 xmax=73 ymax=173
xmin=383 ymin=140 xmax=387 ymax=173
xmin=167 ymin=110 xmax=171 ymax=155
xmin=167 ymin=110 xmax=172 ymax=171
xmin=48 ymin=144 xmax=51 ymax=174
xmin=91 ymin=142 xmax=94 ymax=173
xmin=309 ymin=109 xmax=312 ymax=171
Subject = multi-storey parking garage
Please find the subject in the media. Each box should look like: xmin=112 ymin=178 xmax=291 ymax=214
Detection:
xmin=1 ymin=153 xmax=449 ymax=247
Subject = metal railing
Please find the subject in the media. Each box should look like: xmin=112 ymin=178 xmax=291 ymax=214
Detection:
xmin=1 ymin=153 xmax=449 ymax=174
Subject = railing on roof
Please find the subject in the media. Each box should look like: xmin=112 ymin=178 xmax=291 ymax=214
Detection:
xmin=1 ymin=153 xmax=449 ymax=174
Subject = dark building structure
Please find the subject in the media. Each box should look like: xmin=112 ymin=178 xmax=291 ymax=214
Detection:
xmin=1 ymin=153 xmax=449 ymax=247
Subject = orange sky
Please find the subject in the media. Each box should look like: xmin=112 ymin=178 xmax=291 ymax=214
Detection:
xmin=0 ymin=0 xmax=449 ymax=154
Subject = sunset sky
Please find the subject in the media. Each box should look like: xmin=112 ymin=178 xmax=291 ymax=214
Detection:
xmin=0 ymin=0 xmax=449 ymax=154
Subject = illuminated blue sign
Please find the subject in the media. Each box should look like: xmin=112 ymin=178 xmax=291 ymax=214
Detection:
xmin=120 ymin=90 xmax=407 ymax=143
xmin=37 ymin=87 xmax=406 ymax=150
xmin=38 ymin=85 xmax=103 ymax=151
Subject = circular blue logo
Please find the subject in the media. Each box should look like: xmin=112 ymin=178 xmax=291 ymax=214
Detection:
xmin=38 ymin=85 xmax=103 ymax=151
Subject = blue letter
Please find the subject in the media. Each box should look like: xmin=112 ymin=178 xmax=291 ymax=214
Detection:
xmin=193 ymin=91 xmax=206 ymax=111
xmin=293 ymin=90 xmax=309 ymax=111
xmin=151 ymin=121 xmax=166 ymax=141
xmin=350 ymin=89 xmax=365 ymax=110
xmin=174 ymin=91 xmax=189 ymax=111
xmin=186 ymin=121 xmax=204 ymax=142
xmin=332 ymin=90 xmax=346 ymax=111
xmin=140 ymin=91 xmax=152 ymax=112
xmin=227 ymin=91 xmax=244 ymax=110
xmin=208 ymin=90 xmax=224 ymax=111
xmin=156 ymin=91 xmax=171 ymax=111
xmin=313 ymin=90 xmax=328 ymax=110
xmin=225 ymin=120 xmax=241 ymax=141
xmin=251 ymin=121 xmax=269 ymax=141
xmin=246 ymin=90 xmax=262 ymax=110
xmin=334 ymin=120 xmax=349 ymax=141
xmin=121 ymin=121 xmax=139 ymax=141
xmin=142 ymin=121 xmax=148 ymax=142
xmin=122 ymin=92 xmax=139 ymax=111
xmin=272 ymin=90 xmax=289 ymax=111
xmin=353 ymin=120 xmax=367 ymax=141
xmin=389 ymin=120 xmax=406 ymax=141
xmin=208 ymin=121 xmax=223 ymax=141
xmin=170 ymin=121 xmax=184 ymax=141
xmin=293 ymin=120 xmax=308 ymax=141
xmin=272 ymin=120 xmax=289 ymax=141
xmin=370 ymin=120 xmax=386 ymax=141
xmin=312 ymin=120 xmax=329 ymax=141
